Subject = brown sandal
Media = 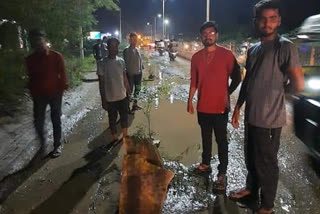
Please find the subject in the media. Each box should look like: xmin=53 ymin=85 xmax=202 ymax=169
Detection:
xmin=256 ymin=208 xmax=274 ymax=214
xmin=213 ymin=175 xmax=227 ymax=194
xmin=229 ymin=188 xmax=251 ymax=201
xmin=193 ymin=163 xmax=212 ymax=174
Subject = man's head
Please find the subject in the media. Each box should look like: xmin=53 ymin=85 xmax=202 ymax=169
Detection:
xmin=129 ymin=32 xmax=138 ymax=47
xmin=28 ymin=29 xmax=48 ymax=53
xmin=254 ymin=0 xmax=281 ymax=38
xmin=97 ymin=39 xmax=101 ymax=44
xmin=107 ymin=38 xmax=120 ymax=57
xmin=199 ymin=21 xmax=219 ymax=47
xmin=102 ymin=36 xmax=108 ymax=43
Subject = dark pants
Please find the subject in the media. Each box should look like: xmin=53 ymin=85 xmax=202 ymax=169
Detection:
xmin=33 ymin=94 xmax=63 ymax=148
xmin=107 ymin=98 xmax=129 ymax=134
xmin=245 ymin=124 xmax=282 ymax=209
xmin=127 ymin=73 xmax=142 ymax=102
xmin=197 ymin=111 xmax=228 ymax=175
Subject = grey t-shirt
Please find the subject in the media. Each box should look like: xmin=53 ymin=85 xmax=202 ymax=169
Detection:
xmin=123 ymin=47 xmax=143 ymax=75
xmin=244 ymin=36 xmax=301 ymax=128
xmin=97 ymin=56 xmax=127 ymax=102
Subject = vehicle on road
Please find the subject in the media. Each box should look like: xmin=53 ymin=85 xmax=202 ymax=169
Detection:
xmin=294 ymin=14 xmax=320 ymax=159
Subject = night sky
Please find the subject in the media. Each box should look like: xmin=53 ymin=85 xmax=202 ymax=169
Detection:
xmin=95 ymin=0 xmax=320 ymax=39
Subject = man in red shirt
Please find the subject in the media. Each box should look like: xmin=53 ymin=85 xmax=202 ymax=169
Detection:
xmin=25 ymin=29 xmax=68 ymax=158
xmin=187 ymin=21 xmax=241 ymax=192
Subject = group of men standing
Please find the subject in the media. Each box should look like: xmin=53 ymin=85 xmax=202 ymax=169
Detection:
xmin=188 ymin=1 xmax=304 ymax=213
xmin=24 ymin=0 xmax=305 ymax=213
xmin=95 ymin=33 xmax=144 ymax=141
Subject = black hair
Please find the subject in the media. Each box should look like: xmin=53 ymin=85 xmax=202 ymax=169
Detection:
xmin=107 ymin=38 xmax=120 ymax=46
xmin=28 ymin=28 xmax=45 ymax=40
xmin=129 ymin=32 xmax=137 ymax=38
xmin=254 ymin=0 xmax=281 ymax=18
xmin=199 ymin=21 xmax=218 ymax=34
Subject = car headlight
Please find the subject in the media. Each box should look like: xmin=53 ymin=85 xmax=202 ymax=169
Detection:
xmin=307 ymin=78 xmax=320 ymax=90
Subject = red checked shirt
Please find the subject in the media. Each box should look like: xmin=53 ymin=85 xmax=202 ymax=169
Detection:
xmin=25 ymin=50 xmax=68 ymax=97
xmin=190 ymin=45 xmax=238 ymax=114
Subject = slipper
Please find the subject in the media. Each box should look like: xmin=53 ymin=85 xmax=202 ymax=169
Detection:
xmin=229 ymin=188 xmax=251 ymax=201
xmin=192 ymin=163 xmax=212 ymax=174
xmin=212 ymin=175 xmax=227 ymax=194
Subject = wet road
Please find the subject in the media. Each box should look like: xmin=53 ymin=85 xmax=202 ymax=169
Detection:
xmin=1 ymin=50 xmax=320 ymax=214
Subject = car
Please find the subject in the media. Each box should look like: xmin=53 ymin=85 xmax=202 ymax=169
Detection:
xmin=297 ymin=14 xmax=320 ymax=41
xmin=294 ymin=14 xmax=320 ymax=159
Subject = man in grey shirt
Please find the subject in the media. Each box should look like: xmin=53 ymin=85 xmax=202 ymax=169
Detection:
xmin=230 ymin=1 xmax=304 ymax=213
xmin=97 ymin=38 xmax=130 ymax=141
xmin=123 ymin=32 xmax=144 ymax=112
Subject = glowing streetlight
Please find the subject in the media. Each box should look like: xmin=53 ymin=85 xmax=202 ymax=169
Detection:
xmin=164 ymin=19 xmax=169 ymax=39
xmin=114 ymin=30 xmax=119 ymax=37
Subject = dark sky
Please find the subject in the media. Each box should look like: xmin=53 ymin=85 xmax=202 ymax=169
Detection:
xmin=95 ymin=0 xmax=320 ymax=38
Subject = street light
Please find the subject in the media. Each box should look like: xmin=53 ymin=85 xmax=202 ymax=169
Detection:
xmin=147 ymin=22 xmax=153 ymax=39
xmin=114 ymin=30 xmax=119 ymax=37
xmin=206 ymin=0 xmax=210 ymax=21
xmin=154 ymin=14 xmax=162 ymax=41
xmin=161 ymin=0 xmax=167 ymax=40
xmin=164 ymin=19 xmax=169 ymax=39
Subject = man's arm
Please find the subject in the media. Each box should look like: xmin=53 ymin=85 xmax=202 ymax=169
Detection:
xmin=284 ymin=43 xmax=305 ymax=94
xmin=57 ymin=54 xmax=68 ymax=90
xmin=285 ymin=67 xmax=304 ymax=94
xmin=187 ymin=57 xmax=198 ymax=114
xmin=123 ymin=71 xmax=131 ymax=95
xmin=228 ymin=59 xmax=242 ymax=95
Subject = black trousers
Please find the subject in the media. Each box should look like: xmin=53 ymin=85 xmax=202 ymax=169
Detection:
xmin=245 ymin=124 xmax=282 ymax=209
xmin=107 ymin=98 xmax=129 ymax=134
xmin=33 ymin=94 xmax=63 ymax=148
xmin=197 ymin=111 xmax=228 ymax=175
xmin=127 ymin=73 xmax=142 ymax=102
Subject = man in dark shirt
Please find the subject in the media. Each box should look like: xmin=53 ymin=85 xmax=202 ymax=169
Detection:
xmin=25 ymin=29 xmax=68 ymax=158
xmin=230 ymin=1 xmax=304 ymax=213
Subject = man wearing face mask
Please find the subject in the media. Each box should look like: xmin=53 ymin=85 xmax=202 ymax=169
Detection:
xmin=25 ymin=29 xmax=68 ymax=158
xmin=187 ymin=21 xmax=241 ymax=193
xmin=230 ymin=1 xmax=304 ymax=213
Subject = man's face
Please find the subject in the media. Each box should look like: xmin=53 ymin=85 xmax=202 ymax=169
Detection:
xmin=200 ymin=27 xmax=218 ymax=47
xmin=108 ymin=40 xmax=119 ymax=56
xmin=30 ymin=36 xmax=47 ymax=53
xmin=256 ymin=9 xmax=281 ymax=37
xmin=130 ymin=35 xmax=138 ymax=47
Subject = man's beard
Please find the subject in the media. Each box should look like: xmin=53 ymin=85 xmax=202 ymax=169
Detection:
xmin=203 ymin=40 xmax=215 ymax=47
xmin=258 ymin=27 xmax=277 ymax=37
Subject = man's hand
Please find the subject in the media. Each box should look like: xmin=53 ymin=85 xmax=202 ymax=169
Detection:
xmin=187 ymin=100 xmax=194 ymax=114
xmin=101 ymin=98 xmax=108 ymax=111
xmin=231 ymin=106 xmax=240 ymax=129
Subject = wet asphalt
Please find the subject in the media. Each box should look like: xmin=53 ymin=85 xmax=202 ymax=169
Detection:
xmin=1 ymin=50 xmax=319 ymax=214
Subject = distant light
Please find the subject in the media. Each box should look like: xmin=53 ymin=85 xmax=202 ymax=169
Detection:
xmin=164 ymin=19 xmax=169 ymax=25
xmin=184 ymin=44 xmax=189 ymax=50
xmin=297 ymin=35 xmax=309 ymax=39
xmin=158 ymin=14 xmax=162 ymax=18
xmin=114 ymin=30 xmax=119 ymax=36
xmin=147 ymin=22 xmax=150 ymax=25
xmin=46 ymin=43 xmax=51 ymax=48
xmin=137 ymin=34 xmax=141 ymax=39
xmin=307 ymin=78 xmax=320 ymax=90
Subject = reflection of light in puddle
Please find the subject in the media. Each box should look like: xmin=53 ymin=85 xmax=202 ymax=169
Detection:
xmin=154 ymin=97 xmax=159 ymax=109
xmin=170 ymin=94 xmax=174 ymax=103
xmin=159 ymin=72 xmax=163 ymax=80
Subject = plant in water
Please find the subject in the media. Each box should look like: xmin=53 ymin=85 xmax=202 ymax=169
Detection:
xmin=137 ymin=80 xmax=172 ymax=139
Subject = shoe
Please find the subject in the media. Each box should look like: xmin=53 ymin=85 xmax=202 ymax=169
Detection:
xmin=256 ymin=208 xmax=274 ymax=214
xmin=192 ymin=163 xmax=212 ymax=175
xmin=229 ymin=188 xmax=251 ymax=201
xmin=51 ymin=145 xmax=62 ymax=158
xmin=212 ymin=174 xmax=227 ymax=194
